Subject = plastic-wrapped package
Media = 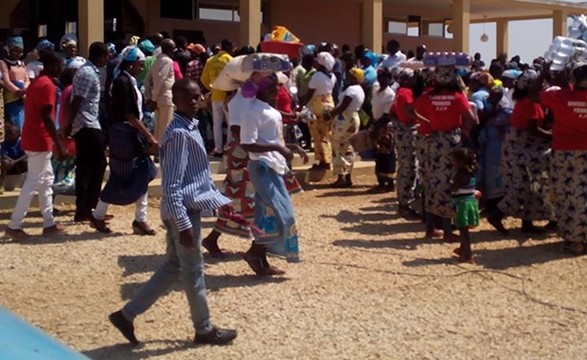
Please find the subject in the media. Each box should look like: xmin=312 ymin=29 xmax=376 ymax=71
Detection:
xmin=568 ymin=14 xmax=587 ymax=42
xmin=543 ymin=36 xmax=587 ymax=71
xmin=422 ymin=52 xmax=471 ymax=68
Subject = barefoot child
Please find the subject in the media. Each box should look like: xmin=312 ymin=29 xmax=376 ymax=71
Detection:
xmin=450 ymin=148 xmax=480 ymax=263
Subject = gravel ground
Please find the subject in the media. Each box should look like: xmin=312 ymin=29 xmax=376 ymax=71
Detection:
xmin=1 ymin=173 xmax=587 ymax=360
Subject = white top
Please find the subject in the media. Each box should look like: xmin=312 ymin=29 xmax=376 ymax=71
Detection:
xmin=308 ymin=71 xmax=335 ymax=96
xmin=240 ymin=98 xmax=288 ymax=175
xmin=338 ymin=84 xmax=365 ymax=113
xmin=379 ymin=51 xmax=407 ymax=69
xmin=26 ymin=60 xmax=43 ymax=79
xmin=227 ymin=88 xmax=253 ymax=127
xmin=371 ymin=84 xmax=396 ymax=120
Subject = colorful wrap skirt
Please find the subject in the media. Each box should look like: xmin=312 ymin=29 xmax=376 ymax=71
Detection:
xmin=550 ymin=150 xmax=587 ymax=243
xmin=213 ymin=141 xmax=302 ymax=239
xmin=426 ymin=128 xmax=461 ymax=218
xmin=498 ymin=129 xmax=554 ymax=221
xmin=394 ymin=121 xmax=418 ymax=206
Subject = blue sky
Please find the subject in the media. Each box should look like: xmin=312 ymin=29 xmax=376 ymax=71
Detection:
xmin=469 ymin=19 xmax=555 ymax=63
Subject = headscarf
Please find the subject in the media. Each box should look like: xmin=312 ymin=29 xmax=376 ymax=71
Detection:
xmin=362 ymin=50 xmax=379 ymax=67
xmin=434 ymin=66 xmax=458 ymax=85
xmin=113 ymin=46 xmax=146 ymax=79
xmin=470 ymin=71 xmax=495 ymax=88
xmin=35 ymin=39 xmax=54 ymax=52
xmin=187 ymin=43 xmax=206 ymax=55
xmin=138 ymin=39 xmax=155 ymax=55
xmin=398 ymin=68 xmax=415 ymax=81
xmin=241 ymin=73 xmax=278 ymax=98
xmin=106 ymin=42 xmax=117 ymax=57
xmin=7 ymin=36 xmax=24 ymax=50
xmin=66 ymin=58 xmax=85 ymax=70
xmin=501 ymin=69 xmax=522 ymax=80
xmin=128 ymin=35 xmax=140 ymax=46
xmin=316 ymin=51 xmax=335 ymax=72
xmin=301 ymin=44 xmax=316 ymax=57
xmin=349 ymin=67 xmax=365 ymax=83
xmin=515 ymin=69 xmax=537 ymax=91
xmin=60 ymin=33 xmax=77 ymax=49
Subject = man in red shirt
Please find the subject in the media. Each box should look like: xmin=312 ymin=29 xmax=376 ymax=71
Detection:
xmin=5 ymin=52 xmax=66 ymax=240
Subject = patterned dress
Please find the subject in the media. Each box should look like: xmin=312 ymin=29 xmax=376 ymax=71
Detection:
xmin=426 ymin=129 xmax=461 ymax=218
xmin=214 ymin=141 xmax=302 ymax=239
xmin=332 ymin=111 xmax=360 ymax=176
xmin=550 ymin=151 xmax=587 ymax=244
xmin=497 ymin=129 xmax=554 ymax=221
xmin=394 ymin=120 xmax=418 ymax=206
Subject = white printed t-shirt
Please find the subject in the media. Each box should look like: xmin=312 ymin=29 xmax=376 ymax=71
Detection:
xmin=308 ymin=71 xmax=336 ymax=96
xmin=227 ymin=88 xmax=253 ymax=127
xmin=240 ymin=98 xmax=288 ymax=175
xmin=371 ymin=84 xmax=396 ymax=119
xmin=338 ymin=84 xmax=365 ymax=113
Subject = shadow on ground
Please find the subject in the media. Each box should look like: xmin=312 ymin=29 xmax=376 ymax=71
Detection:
xmin=118 ymin=254 xmax=288 ymax=299
xmin=83 ymin=339 xmax=195 ymax=360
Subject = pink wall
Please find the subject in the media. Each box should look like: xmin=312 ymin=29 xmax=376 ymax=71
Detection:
xmin=384 ymin=34 xmax=454 ymax=54
xmin=270 ymin=0 xmax=361 ymax=48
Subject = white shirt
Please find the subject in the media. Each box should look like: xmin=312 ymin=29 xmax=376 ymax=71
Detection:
xmin=227 ymin=88 xmax=252 ymax=127
xmin=308 ymin=71 xmax=335 ymax=96
xmin=240 ymin=99 xmax=288 ymax=175
xmin=379 ymin=51 xmax=407 ymax=69
xmin=26 ymin=60 xmax=43 ymax=79
xmin=338 ymin=84 xmax=365 ymax=113
xmin=371 ymin=84 xmax=396 ymax=120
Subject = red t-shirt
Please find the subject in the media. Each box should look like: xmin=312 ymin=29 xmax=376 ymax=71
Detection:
xmin=276 ymin=85 xmax=294 ymax=124
xmin=540 ymin=87 xmax=587 ymax=150
xmin=510 ymin=98 xmax=544 ymax=130
xmin=393 ymin=87 xmax=414 ymax=124
xmin=414 ymin=89 xmax=470 ymax=132
xmin=22 ymin=75 xmax=56 ymax=152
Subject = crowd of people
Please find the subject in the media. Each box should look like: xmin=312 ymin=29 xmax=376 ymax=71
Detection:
xmin=1 ymin=29 xmax=587 ymax=346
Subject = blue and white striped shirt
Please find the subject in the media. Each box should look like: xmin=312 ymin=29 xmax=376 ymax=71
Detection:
xmin=160 ymin=112 xmax=230 ymax=231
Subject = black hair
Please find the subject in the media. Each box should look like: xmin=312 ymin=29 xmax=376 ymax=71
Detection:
xmin=60 ymin=67 xmax=77 ymax=87
xmin=175 ymin=36 xmax=188 ymax=49
xmin=40 ymin=51 xmax=62 ymax=68
xmin=88 ymin=42 xmax=109 ymax=62
xmin=238 ymin=45 xmax=255 ymax=56
xmin=451 ymin=147 xmax=477 ymax=173
xmin=220 ymin=39 xmax=233 ymax=51
xmin=573 ymin=65 xmax=587 ymax=87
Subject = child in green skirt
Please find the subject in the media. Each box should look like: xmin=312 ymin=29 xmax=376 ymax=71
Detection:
xmin=450 ymin=148 xmax=480 ymax=263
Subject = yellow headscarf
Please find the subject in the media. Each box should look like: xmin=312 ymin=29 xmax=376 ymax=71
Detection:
xmin=349 ymin=67 xmax=365 ymax=84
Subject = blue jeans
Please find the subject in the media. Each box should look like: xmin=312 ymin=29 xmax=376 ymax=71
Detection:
xmin=248 ymin=160 xmax=299 ymax=263
xmin=122 ymin=211 xmax=213 ymax=334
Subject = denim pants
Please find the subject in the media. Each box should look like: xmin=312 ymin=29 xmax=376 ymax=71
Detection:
xmin=122 ymin=211 xmax=213 ymax=334
xmin=248 ymin=160 xmax=299 ymax=263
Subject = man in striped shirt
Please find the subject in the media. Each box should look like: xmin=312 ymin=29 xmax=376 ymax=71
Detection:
xmin=109 ymin=78 xmax=237 ymax=346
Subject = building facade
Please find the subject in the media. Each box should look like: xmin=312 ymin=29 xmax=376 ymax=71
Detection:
xmin=1 ymin=0 xmax=586 ymax=56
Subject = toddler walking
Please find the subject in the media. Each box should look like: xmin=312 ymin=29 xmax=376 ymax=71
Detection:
xmin=450 ymin=148 xmax=480 ymax=263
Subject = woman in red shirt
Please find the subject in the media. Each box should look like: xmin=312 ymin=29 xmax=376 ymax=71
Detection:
xmin=393 ymin=68 xmax=420 ymax=218
xmin=414 ymin=66 xmax=477 ymax=241
xmin=488 ymin=70 xmax=554 ymax=236
xmin=537 ymin=62 xmax=587 ymax=254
